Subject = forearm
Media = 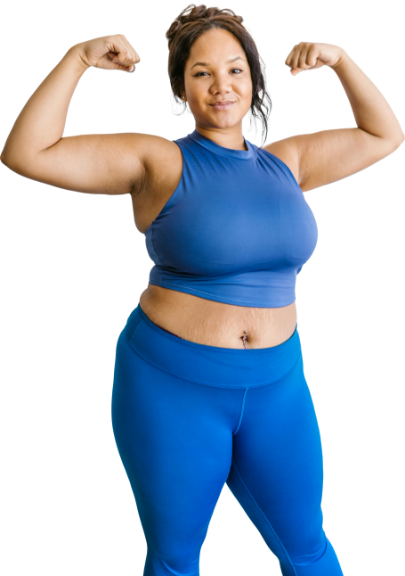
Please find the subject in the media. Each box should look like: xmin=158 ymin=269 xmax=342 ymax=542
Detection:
xmin=1 ymin=44 xmax=89 ymax=165
xmin=331 ymin=51 xmax=404 ymax=143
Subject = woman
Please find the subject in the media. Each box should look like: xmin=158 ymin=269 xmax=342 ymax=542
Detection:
xmin=1 ymin=4 xmax=403 ymax=575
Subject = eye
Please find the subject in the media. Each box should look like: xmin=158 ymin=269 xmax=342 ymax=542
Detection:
xmin=194 ymin=68 xmax=243 ymax=77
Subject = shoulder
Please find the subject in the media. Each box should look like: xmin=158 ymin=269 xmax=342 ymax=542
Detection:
xmin=130 ymin=133 xmax=183 ymax=198
xmin=132 ymin=133 xmax=182 ymax=176
xmin=137 ymin=134 xmax=183 ymax=194
xmin=261 ymin=137 xmax=301 ymax=187
xmin=146 ymin=133 xmax=182 ymax=167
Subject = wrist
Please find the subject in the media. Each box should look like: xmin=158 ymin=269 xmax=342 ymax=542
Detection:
xmin=66 ymin=43 xmax=91 ymax=73
xmin=330 ymin=49 xmax=350 ymax=71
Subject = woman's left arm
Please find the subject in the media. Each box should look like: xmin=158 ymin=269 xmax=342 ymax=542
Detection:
xmin=331 ymin=47 xmax=404 ymax=140
xmin=269 ymin=43 xmax=404 ymax=193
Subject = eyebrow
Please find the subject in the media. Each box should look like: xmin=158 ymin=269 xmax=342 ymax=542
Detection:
xmin=190 ymin=56 xmax=244 ymax=71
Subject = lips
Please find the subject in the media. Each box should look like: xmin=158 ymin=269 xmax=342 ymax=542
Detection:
xmin=210 ymin=101 xmax=235 ymax=110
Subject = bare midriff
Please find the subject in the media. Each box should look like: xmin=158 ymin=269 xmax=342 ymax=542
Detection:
xmin=139 ymin=284 xmax=297 ymax=349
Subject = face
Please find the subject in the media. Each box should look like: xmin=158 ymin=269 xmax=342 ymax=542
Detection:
xmin=182 ymin=27 xmax=253 ymax=132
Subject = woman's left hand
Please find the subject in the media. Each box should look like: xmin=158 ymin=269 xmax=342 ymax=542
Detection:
xmin=285 ymin=42 xmax=344 ymax=75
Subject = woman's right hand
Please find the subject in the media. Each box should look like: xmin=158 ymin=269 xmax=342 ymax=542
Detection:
xmin=74 ymin=34 xmax=140 ymax=72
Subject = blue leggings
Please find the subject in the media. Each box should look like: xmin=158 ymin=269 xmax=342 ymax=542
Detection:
xmin=111 ymin=303 xmax=344 ymax=576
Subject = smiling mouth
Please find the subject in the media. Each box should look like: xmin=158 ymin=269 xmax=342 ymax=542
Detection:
xmin=210 ymin=101 xmax=235 ymax=110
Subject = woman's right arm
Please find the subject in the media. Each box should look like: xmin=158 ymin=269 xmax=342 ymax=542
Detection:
xmin=0 ymin=36 xmax=156 ymax=196
xmin=0 ymin=43 xmax=88 ymax=166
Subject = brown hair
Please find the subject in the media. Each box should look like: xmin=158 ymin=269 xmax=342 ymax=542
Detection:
xmin=166 ymin=4 xmax=272 ymax=146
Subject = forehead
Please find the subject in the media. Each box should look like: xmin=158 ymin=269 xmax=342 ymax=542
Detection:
xmin=188 ymin=28 xmax=244 ymax=61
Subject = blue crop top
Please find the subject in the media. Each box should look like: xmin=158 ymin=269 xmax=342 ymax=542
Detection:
xmin=144 ymin=128 xmax=318 ymax=308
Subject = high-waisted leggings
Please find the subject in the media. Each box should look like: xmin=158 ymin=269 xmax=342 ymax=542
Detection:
xmin=111 ymin=303 xmax=344 ymax=576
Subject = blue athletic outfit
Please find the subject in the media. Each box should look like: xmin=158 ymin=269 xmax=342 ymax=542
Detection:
xmin=111 ymin=129 xmax=344 ymax=575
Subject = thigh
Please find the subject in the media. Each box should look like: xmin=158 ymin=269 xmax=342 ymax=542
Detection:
xmin=227 ymin=354 xmax=326 ymax=567
xmin=111 ymin=330 xmax=240 ymax=557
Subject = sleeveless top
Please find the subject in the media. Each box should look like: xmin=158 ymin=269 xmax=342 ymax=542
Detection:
xmin=144 ymin=128 xmax=318 ymax=308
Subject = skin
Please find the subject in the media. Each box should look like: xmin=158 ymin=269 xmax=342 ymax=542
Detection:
xmin=179 ymin=28 xmax=253 ymax=150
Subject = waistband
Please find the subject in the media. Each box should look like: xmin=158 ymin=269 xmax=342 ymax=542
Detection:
xmin=123 ymin=303 xmax=303 ymax=388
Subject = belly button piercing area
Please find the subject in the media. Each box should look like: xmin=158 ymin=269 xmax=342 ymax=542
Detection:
xmin=161 ymin=323 xmax=249 ymax=348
